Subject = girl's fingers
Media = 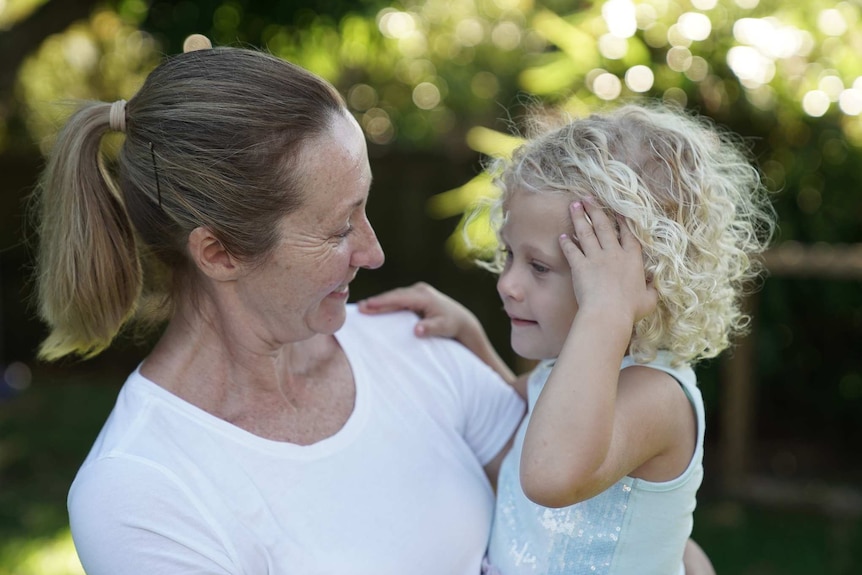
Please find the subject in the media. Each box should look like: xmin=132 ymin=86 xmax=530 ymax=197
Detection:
xmin=358 ymin=288 xmax=425 ymax=315
xmin=569 ymin=201 xmax=599 ymax=253
xmin=357 ymin=299 xmax=401 ymax=314
xmin=415 ymin=316 xmax=452 ymax=338
xmin=582 ymin=201 xmax=619 ymax=248
xmin=558 ymin=232 xmax=583 ymax=266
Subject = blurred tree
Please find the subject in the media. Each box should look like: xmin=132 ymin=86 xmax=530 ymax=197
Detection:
xmin=0 ymin=0 xmax=101 ymax=148
xmin=426 ymin=0 xmax=862 ymax=260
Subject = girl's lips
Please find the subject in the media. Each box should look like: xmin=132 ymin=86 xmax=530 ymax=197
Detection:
xmin=510 ymin=317 xmax=537 ymax=326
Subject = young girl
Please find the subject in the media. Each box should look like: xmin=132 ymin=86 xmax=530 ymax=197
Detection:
xmin=360 ymin=103 xmax=774 ymax=574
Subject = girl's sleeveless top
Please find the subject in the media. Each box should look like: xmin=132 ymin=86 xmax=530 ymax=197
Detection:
xmin=487 ymin=352 xmax=704 ymax=575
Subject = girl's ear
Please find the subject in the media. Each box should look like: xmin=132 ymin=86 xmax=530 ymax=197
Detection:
xmin=187 ymin=226 xmax=242 ymax=281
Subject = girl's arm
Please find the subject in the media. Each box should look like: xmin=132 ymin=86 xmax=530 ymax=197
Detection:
xmin=521 ymin=202 xmax=691 ymax=507
xmin=358 ymin=283 xmax=517 ymax=387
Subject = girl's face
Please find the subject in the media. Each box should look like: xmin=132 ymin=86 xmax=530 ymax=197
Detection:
xmin=496 ymin=189 xmax=579 ymax=360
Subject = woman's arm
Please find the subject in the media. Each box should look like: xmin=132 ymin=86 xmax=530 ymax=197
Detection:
xmin=684 ymin=538 xmax=717 ymax=575
xmin=70 ymin=458 xmax=236 ymax=575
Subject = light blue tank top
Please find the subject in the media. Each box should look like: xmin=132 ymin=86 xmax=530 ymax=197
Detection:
xmin=487 ymin=352 xmax=704 ymax=575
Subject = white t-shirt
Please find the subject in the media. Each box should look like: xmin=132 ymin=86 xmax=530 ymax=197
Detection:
xmin=68 ymin=306 xmax=524 ymax=575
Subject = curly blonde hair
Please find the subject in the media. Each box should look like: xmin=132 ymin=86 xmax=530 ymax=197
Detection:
xmin=482 ymin=103 xmax=776 ymax=366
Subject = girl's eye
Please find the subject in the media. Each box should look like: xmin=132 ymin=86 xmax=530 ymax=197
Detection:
xmin=531 ymin=262 xmax=549 ymax=274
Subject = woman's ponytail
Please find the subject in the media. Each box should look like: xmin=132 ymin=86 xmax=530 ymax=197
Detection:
xmin=34 ymin=101 xmax=141 ymax=360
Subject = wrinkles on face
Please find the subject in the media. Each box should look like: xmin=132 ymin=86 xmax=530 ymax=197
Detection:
xmin=228 ymin=110 xmax=380 ymax=349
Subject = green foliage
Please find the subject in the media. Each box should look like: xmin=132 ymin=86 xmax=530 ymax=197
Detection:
xmin=0 ymin=378 xmax=120 ymax=575
xmin=429 ymin=0 xmax=862 ymax=259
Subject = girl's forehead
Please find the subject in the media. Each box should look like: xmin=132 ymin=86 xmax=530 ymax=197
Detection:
xmin=499 ymin=190 xmax=577 ymax=236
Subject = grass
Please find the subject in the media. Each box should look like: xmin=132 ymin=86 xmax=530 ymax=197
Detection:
xmin=0 ymin=370 xmax=119 ymax=575
xmin=692 ymin=500 xmax=862 ymax=574
xmin=1 ymin=369 xmax=860 ymax=574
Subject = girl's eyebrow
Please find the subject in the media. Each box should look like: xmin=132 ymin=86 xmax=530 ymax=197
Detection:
xmin=506 ymin=236 xmax=560 ymax=263
xmin=527 ymin=245 xmax=558 ymax=262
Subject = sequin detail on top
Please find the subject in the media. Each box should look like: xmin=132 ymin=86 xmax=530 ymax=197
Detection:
xmin=491 ymin=432 xmax=632 ymax=575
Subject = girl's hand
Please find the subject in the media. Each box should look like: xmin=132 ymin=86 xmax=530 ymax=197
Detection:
xmin=357 ymin=282 xmax=476 ymax=339
xmin=358 ymin=283 xmax=516 ymax=385
xmin=561 ymin=201 xmax=657 ymax=326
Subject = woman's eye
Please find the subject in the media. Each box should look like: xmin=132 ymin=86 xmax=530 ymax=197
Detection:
xmin=335 ymin=225 xmax=353 ymax=239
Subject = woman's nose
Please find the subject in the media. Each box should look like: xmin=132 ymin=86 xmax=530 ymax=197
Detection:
xmin=354 ymin=218 xmax=385 ymax=270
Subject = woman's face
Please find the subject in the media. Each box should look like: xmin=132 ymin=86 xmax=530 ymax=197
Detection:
xmin=234 ymin=110 xmax=384 ymax=343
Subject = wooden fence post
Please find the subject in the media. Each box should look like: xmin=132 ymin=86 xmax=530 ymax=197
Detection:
xmin=717 ymin=242 xmax=862 ymax=499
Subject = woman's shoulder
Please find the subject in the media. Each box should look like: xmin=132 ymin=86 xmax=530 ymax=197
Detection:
xmin=341 ymin=303 xmax=419 ymax=336
xmin=77 ymin=369 xmax=232 ymax=480
xmin=341 ymin=304 xmax=488 ymax=367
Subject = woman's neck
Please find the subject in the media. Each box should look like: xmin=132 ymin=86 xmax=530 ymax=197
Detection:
xmin=139 ymin=303 xmax=354 ymax=443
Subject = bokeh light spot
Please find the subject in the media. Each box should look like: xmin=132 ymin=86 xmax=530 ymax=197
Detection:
xmin=592 ymin=72 xmax=622 ymax=100
xmin=625 ymin=65 xmax=654 ymax=92
xmin=838 ymin=89 xmax=862 ymax=115
xmin=598 ymin=33 xmax=628 ymax=59
xmin=471 ymin=71 xmax=500 ymax=99
xmin=802 ymin=90 xmax=830 ymax=117
xmin=348 ymin=84 xmax=378 ymax=111
xmin=413 ymin=81 xmax=441 ymax=109
xmin=4 ymin=362 xmax=32 ymax=391
xmin=603 ymin=0 xmax=637 ymax=38
xmin=491 ymin=21 xmax=521 ymax=50
xmin=678 ymin=12 xmax=712 ymax=41
xmin=818 ymin=9 xmax=847 ymax=36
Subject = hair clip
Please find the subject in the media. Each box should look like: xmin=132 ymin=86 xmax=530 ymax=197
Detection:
xmin=149 ymin=142 xmax=162 ymax=208
xmin=183 ymin=34 xmax=213 ymax=53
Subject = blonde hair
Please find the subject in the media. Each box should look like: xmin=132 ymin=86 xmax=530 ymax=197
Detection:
xmin=33 ymin=48 xmax=345 ymax=360
xmin=483 ymin=103 xmax=775 ymax=365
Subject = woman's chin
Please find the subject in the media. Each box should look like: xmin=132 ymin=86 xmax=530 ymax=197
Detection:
xmin=310 ymin=301 xmax=348 ymax=335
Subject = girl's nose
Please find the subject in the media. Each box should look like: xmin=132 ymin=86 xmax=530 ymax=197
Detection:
xmin=496 ymin=267 xmax=522 ymax=301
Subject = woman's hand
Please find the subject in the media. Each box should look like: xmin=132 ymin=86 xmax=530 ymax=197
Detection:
xmin=358 ymin=283 xmax=516 ymax=385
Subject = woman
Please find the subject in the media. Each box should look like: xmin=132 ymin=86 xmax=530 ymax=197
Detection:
xmin=35 ymin=44 xmax=523 ymax=573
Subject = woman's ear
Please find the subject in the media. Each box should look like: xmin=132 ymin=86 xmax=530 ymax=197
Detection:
xmin=187 ymin=226 xmax=241 ymax=281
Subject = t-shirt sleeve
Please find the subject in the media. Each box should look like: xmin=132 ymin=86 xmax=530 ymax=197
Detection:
xmin=429 ymin=337 xmax=525 ymax=466
xmin=69 ymin=456 xmax=238 ymax=575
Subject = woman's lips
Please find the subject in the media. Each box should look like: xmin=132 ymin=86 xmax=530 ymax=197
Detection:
xmin=329 ymin=273 xmax=357 ymax=299
xmin=329 ymin=285 xmax=350 ymax=299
